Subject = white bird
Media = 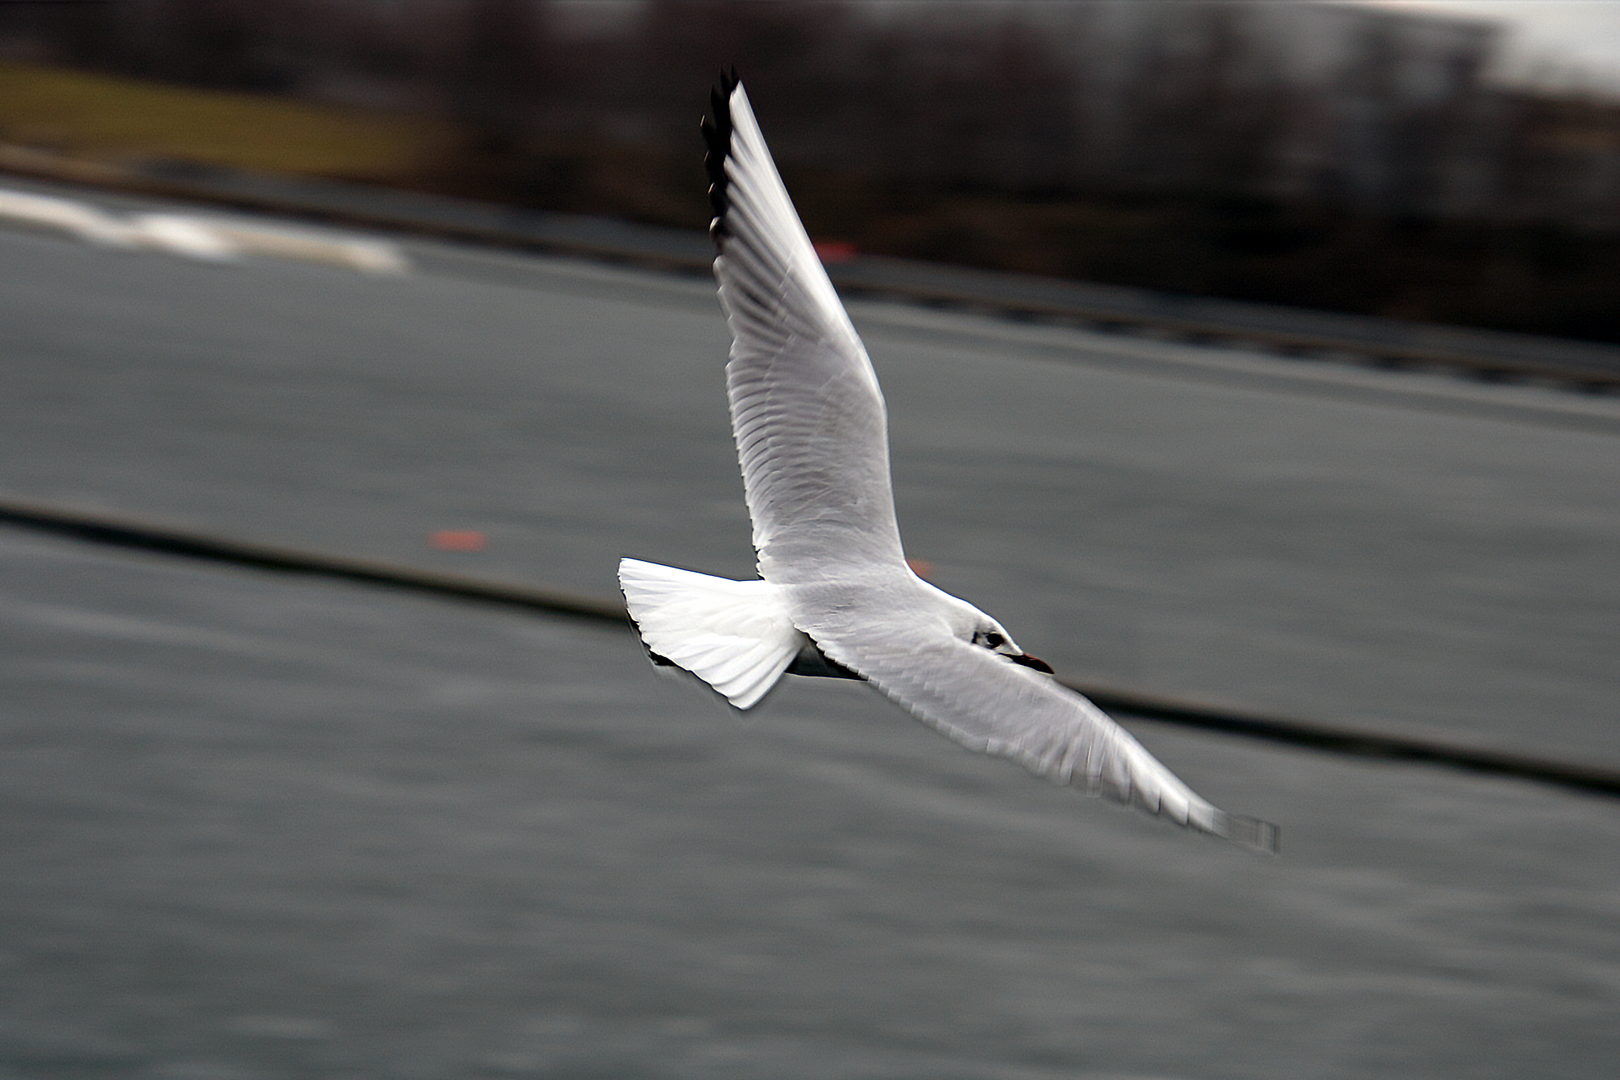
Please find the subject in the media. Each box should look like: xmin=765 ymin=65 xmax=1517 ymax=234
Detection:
xmin=620 ymin=75 xmax=1277 ymax=852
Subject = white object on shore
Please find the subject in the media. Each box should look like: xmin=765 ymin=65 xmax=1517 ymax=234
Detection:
xmin=0 ymin=185 xmax=408 ymax=273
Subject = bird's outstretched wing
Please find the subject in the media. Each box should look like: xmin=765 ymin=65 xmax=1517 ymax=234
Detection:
xmin=701 ymin=78 xmax=1277 ymax=853
xmin=818 ymin=615 xmax=1279 ymax=851
xmin=703 ymin=75 xmax=908 ymax=584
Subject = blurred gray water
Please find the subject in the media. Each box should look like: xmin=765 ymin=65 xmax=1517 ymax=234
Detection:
xmin=2 ymin=217 xmax=1618 ymax=1079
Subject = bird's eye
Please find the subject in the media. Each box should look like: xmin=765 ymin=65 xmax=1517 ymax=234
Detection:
xmin=982 ymin=631 xmax=1005 ymax=649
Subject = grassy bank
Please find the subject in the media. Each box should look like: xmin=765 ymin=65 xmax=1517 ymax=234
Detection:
xmin=0 ymin=59 xmax=448 ymax=180
xmin=3 ymin=59 xmax=1617 ymax=345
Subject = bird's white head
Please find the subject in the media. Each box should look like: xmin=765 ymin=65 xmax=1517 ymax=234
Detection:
xmin=918 ymin=578 xmax=1055 ymax=674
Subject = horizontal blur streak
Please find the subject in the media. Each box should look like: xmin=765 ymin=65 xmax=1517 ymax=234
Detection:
xmin=5 ymin=2 xmax=1620 ymax=341
xmin=3 ymin=496 xmax=1618 ymax=802
xmin=0 ymin=185 xmax=409 ymax=271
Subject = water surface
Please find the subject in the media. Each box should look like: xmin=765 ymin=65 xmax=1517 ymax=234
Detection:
xmin=1 ymin=219 xmax=1617 ymax=1078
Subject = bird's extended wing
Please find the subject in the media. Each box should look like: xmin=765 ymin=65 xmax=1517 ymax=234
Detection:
xmin=703 ymin=76 xmax=908 ymax=584
xmin=818 ymin=617 xmax=1279 ymax=850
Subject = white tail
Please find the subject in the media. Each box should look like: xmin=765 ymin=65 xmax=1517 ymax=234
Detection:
xmin=618 ymin=558 xmax=805 ymax=709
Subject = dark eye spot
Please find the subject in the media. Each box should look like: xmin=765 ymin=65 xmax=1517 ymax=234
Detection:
xmin=983 ymin=632 xmax=1005 ymax=649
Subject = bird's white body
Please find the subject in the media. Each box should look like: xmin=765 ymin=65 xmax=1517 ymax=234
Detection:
xmin=620 ymin=78 xmax=1276 ymax=851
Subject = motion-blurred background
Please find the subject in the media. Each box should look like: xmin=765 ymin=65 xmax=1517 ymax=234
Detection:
xmin=3 ymin=4 xmax=1619 ymax=1079
xmin=5 ymin=0 xmax=1620 ymax=341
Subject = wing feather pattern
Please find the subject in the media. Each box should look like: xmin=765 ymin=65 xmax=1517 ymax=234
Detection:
xmin=818 ymin=618 xmax=1278 ymax=851
xmin=705 ymin=78 xmax=907 ymax=583
xmin=697 ymin=76 xmax=1277 ymax=852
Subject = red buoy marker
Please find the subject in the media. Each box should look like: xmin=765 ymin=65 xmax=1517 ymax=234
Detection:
xmin=430 ymin=530 xmax=487 ymax=552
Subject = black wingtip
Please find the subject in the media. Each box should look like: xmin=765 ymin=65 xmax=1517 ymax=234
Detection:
xmin=702 ymin=68 xmax=740 ymax=251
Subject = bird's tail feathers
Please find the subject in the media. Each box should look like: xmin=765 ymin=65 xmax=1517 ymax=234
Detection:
xmin=617 ymin=558 xmax=804 ymax=710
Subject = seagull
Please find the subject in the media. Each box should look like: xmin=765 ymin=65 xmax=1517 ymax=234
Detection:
xmin=620 ymin=74 xmax=1277 ymax=852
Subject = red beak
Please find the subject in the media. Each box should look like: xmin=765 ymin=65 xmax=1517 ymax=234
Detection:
xmin=1012 ymin=652 xmax=1054 ymax=674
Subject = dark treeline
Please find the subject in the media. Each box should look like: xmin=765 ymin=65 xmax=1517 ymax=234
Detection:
xmin=8 ymin=0 xmax=1620 ymax=342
